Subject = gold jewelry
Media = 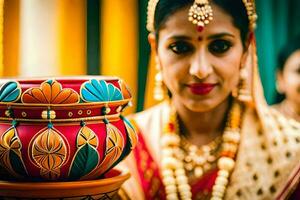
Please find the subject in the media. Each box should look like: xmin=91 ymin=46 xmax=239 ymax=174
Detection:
xmin=161 ymin=100 xmax=243 ymax=200
xmin=146 ymin=0 xmax=257 ymax=32
xmin=153 ymin=58 xmax=165 ymax=101
xmin=154 ymin=70 xmax=164 ymax=101
xmin=237 ymin=67 xmax=252 ymax=103
xmin=180 ymin=135 xmax=222 ymax=178
xmin=188 ymin=0 xmax=213 ymax=28
xmin=146 ymin=0 xmax=159 ymax=32
xmin=242 ymin=0 xmax=258 ymax=30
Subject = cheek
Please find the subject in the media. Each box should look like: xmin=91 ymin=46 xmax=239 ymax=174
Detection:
xmin=214 ymin=58 xmax=241 ymax=87
xmin=160 ymin=54 xmax=189 ymax=81
xmin=162 ymin=62 xmax=187 ymax=89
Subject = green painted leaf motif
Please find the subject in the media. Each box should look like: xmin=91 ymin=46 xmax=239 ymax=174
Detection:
xmin=0 ymin=127 xmax=28 ymax=179
xmin=69 ymin=144 xmax=99 ymax=180
xmin=9 ymin=150 xmax=28 ymax=177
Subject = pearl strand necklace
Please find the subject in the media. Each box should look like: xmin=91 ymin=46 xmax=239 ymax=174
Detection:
xmin=160 ymin=100 xmax=243 ymax=200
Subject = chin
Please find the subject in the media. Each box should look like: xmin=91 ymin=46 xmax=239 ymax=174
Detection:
xmin=184 ymin=99 xmax=220 ymax=113
xmin=180 ymin=92 xmax=231 ymax=113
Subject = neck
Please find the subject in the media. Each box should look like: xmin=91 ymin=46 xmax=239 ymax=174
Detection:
xmin=283 ymin=100 xmax=300 ymax=121
xmin=171 ymin=97 xmax=231 ymax=146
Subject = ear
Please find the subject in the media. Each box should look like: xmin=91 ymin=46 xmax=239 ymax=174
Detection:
xmin=240 ymin=33 xmax=253 ymax=69
xmin=240 ymin=49 xmax=249 ymax=69
xmin=148 ymin=33 xmax=161 ymax=68
xmin=148 ymin=33 xmax=157 ymax=54
xmin=276 ymin=70 xmax=285 ymax=94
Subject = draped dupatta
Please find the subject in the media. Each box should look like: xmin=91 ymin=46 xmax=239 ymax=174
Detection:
xmin=224 ymin=34 xmax=300 ymax=200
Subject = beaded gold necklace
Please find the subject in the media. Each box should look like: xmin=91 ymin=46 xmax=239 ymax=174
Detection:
xmin=160 ymin=100 xmax=244 ymax=200
xmin=180 ymin=135 xmax=222 ymax=178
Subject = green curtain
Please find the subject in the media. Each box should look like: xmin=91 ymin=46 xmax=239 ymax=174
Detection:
xmin=137 ymin=0 xmax=151 ymax=112
xmin=87 ymin=0 xmax=100 ymax=75
xmin=256 ymin=0 xmax=300 ymax=104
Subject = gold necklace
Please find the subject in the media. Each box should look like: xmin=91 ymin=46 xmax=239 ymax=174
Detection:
xmin=160 ymin=100 xmax=243 ymax=200
xmin=180 ymin=134 xmax=222 ymax=178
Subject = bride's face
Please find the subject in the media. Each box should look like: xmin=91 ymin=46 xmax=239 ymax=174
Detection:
xmin=152 ymin=4 xmax=245 ymax=112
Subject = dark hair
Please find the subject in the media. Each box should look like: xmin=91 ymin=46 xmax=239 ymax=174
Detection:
xmin=277 ymin=34 xmax=300 ymax=71
xmin=154 ymin=0 xmax=250 ymax=45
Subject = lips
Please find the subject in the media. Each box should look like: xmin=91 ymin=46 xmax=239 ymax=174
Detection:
xmin=187 ymin=83 xmax=217 ymax=95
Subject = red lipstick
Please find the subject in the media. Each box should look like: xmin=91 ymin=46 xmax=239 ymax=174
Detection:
xmin=188 ymin=83 xmax=216 ymax=95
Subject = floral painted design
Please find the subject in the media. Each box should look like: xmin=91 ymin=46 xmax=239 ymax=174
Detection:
xmin=30 ymin=128 xmax=67 ymax=180
xmin=21 ymin=79 xmax=80 ymax=104
xmin=81 ymin=79 xmax=123 ymax=102
xmin=118 ymin=79 xmax=132 ymax=100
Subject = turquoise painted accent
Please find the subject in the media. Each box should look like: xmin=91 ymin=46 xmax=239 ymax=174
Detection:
xmin=69 ymin=144 xmax=99 ymax=180
xmin=122 ymin=116 xmax=134 ymax=130
xmin=0 ymin=81 xmax=21 ymax=102
xmin=81 ymin=79 xmax=123 ymax=102
xmin=46 ymin=79 xmax=54 ymax=85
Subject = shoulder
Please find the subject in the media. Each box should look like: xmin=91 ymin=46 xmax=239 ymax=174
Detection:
xmin=128 ymin=101 xmax=169 ymax=133
xmin=227 ymin=104 xmax=300 ymax=199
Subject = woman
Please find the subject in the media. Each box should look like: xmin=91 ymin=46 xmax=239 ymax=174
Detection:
xmin=120 ymin=0 xmax=300 ymax=199
xmin=273 ymin=35 xmax=300 ymax=122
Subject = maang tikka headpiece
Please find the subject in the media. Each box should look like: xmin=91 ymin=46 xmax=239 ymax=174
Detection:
xmin=146 ymin=0 xmax=257 ymax=32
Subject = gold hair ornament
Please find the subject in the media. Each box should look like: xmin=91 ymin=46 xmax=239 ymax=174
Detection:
xmin=146 ymin=0 xmax=257 ymax=32
xmin=146 ymin=0 xmax=160 ymax=32
xmin=188 ymin=0 xmax=213 ymax=28
xmin=242 ymin=0 xmax=258 ymax=30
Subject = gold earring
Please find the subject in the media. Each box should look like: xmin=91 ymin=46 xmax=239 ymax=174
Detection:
xmin=154 ymin=71 xmax=164 ymax=101
xmin=153 ymin=59 xmax=165 ymax=101
xmin=237 ymin=67 xmax=252 ymax=103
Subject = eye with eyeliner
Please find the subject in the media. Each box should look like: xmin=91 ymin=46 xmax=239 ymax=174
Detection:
xmin=168 ymin=41 xmax=194 ymax=54
xmin=208 ymin=39 xmax=233 ymax=55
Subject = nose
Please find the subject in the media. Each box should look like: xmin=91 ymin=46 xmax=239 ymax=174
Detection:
xmin=189 ymin=50 xmax=213 ymax=79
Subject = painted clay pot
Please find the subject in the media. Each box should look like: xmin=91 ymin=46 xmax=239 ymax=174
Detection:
xmin=0 ymin=77 xmax=137 ymax=181
xmin=0 ymin=169 xmax=130 ymax=199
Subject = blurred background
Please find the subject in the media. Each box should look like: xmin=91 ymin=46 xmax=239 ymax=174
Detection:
xmin=0 ymin=0 xmax=299 ymax=113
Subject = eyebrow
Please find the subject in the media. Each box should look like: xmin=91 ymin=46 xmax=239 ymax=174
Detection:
xmin=207 ymin=33 xmax=235 ymax=39
xmin=166 ymin=32 xmax=235 ymax=41
xmin=166 ymin=35 xmax=192 ymax=41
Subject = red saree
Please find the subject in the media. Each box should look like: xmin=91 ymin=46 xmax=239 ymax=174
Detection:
xmin=134 ymin=131 xmax=220 ymax=200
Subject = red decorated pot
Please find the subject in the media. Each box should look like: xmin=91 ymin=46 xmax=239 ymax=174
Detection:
xmin=0 ymin=77 xmax=137 ymax=181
